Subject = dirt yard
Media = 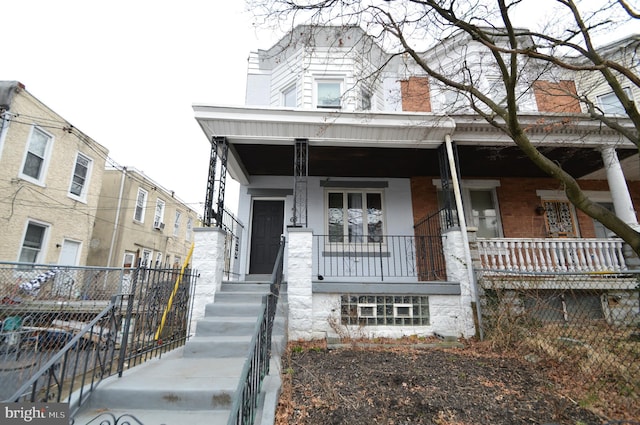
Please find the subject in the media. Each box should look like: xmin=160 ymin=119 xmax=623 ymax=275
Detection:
xmin=275 ymin=341 xmax=633 ymax=425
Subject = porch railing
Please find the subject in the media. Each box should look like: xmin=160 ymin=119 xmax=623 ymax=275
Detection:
xmin=477 ymin=238 xmax=628 ymax=273
xmin=0 ymin=262 xmax=197 ymax=416
xmin=314 ymin=235 xmax=446 ymax=281
xmin=227 ymin=236 xmax=285 ymax=425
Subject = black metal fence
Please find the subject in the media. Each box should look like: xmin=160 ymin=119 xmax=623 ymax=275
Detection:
xmin=0 ymin=262 xmax=197 ymax=417
xmin=314 ymin=234 xmax=446 ymax=281
xmin=476 ymin=269 xmax=640 ymax=419
xmin=414 ymin=208 xmax=449 ymax=281
xmin=227 ymin=236 xmax=285 ymax=425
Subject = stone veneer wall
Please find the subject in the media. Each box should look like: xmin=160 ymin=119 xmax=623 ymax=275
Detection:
xmin=286 ymin=227 xmax=477 ymax=340
xmin=190 ymin=227 xmax=226 ymax=334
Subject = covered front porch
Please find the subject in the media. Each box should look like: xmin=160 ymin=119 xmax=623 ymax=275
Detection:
xmin=194 ymin=105 xmax=640 ymax=339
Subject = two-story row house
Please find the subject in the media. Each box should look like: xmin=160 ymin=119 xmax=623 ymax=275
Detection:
xmin=0 ymin=81 xmax=199 ymax=272
xmin=0 ymin=81 xmax=109 ymax=267
xmin=87 ymin=167 xmax=199 ymax=269
xmin=193 ymin=26 xmax=639 ymax=340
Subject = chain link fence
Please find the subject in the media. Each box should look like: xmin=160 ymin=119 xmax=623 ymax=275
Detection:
xmin=477 ymin=270 xmax=640 ymax=419
xmin=0 ymin=262 xmax=197 ymax=402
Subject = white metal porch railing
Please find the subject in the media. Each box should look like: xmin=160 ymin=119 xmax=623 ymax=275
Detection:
xmin=477 ymin=238 xmax=628 ymax=272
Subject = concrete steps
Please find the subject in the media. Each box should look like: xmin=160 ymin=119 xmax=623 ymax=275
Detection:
xmin=71 ymin=281 xmax=287 ymax=425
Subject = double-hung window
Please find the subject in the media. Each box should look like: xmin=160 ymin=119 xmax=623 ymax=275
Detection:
xmin=186 ymin=217 xmax=193 ymax=242
xmin=597 ymin=88 xmax=632 ymax=115
xmin=69 ymin=152 xmax=92 ymax=200
xmin=316 ymin=80 xmax=342 ymax=109
xmin=282 ymin=84 xmax=297 ymax=107
xmin=134 ymin=188 xmax=148 ymax=222
xmin=327 ymin=190 xmax=384 ymax=243
xmin=154 ymin=199 xmax=165 ymax=229
xmin=21 ymin=126 xmax=52 ymax=184
xmin=19 ymin=221 xmax=48 ymax=264
xmin=174 ymin=210 xmax=182 ymax=236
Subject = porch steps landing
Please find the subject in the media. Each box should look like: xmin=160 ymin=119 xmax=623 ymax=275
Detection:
xmin=71 ymin=281 xmax=287 ymax=425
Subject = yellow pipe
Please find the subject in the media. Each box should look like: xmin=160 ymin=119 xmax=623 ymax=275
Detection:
xmin=154 ymin=242 xmax=195 ymax=342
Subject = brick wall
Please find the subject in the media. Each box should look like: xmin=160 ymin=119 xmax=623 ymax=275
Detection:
xmin=533 ymin=80 xmax=582 ymax=113
xmin=411 ymin=176 xmax=640 ymax=238
xmin=400 ymin=77 xmax=432 ymax=112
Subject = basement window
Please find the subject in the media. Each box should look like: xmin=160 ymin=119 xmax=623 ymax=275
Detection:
xmin=342 ymin=295 xmax=429 ymax=326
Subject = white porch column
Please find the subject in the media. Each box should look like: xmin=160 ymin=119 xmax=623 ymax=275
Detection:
xmin=286 ymin=227 xmax=313 ymax=341
xmin=190 ymin=227 xmax=226 ymax=335
xmin=601 ymin=146 xmax=639 ymax=227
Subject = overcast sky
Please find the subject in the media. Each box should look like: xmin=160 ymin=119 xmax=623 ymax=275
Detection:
xmin=3 ymin=1 xmax=635 ymax=220
xmin=2 ymin=1 xmax=274 ymax=216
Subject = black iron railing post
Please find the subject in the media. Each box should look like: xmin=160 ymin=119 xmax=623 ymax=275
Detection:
xmin=118 ymin=269 xmax=138 ymax=377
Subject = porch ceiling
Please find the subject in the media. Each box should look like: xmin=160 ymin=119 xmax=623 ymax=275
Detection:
xmin=193 ymin=105 xmax=638 ymax=183
xmin=232 ymin=144 xmax=637 ymax=179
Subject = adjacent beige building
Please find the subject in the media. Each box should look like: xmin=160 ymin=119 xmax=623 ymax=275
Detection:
xmin=0 ymin=81 xmax=109 ymax=266
xmin=87 ymin=167 xmax=199 ymax=269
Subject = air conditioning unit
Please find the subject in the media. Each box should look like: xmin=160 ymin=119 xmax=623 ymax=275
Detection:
xmin=154 ymin=222 xmax=165 ymax=230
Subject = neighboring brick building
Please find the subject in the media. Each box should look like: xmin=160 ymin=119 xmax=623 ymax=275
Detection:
xmin=0 ymin=81 xmax=109 ymax=266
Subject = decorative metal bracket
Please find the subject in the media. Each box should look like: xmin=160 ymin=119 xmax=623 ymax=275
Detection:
xmin=292 ymin=138 xmax=309 ymax=227
xmin=204 ymin=136 xmax=229 ymax=227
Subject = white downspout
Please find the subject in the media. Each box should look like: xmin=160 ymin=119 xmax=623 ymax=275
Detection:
xmin=107 ymin=167 xmax=127 ymax=267
xmin=444 ymin=134 xmax=483 ymax=339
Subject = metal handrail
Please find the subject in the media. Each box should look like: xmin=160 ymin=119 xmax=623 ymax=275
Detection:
xmin=227 ymin=236 xmax=285 ymax=425
xmin=4 ymin=295 xmax=121 ymax=409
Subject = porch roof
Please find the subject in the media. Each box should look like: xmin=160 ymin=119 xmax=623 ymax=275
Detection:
xmin=193 ymin=105 xmax=637 ymax=184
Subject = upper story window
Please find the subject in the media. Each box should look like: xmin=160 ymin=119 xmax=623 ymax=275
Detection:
xmin=186 ymin=217 xmax=193 ymax=242
xmin=282 ymin=85 xmax=297 ymax=107
xmin=174 ymin=210 xmax=182 ymax=236
xmin=327 ymin=190 xmax=384 ymax=243
xmin=69 ymin=152 xmax=92 ymax=201
xmin=19 ymin=221 xmax=48 ymax=264
xmin=154 ymin=199 xmax=165 ymax=229
xmin=316 ymin=80 xmax=342 ymax=109
xmin=359 ymin=87 xmax=372 ymax=111
xmin=597 ymin=88 xmax=632 ymax=115
xmin=20 ymin=126 xmax=53 ymax=184
xmin=134 ymin=188 xmax=148 ymax=222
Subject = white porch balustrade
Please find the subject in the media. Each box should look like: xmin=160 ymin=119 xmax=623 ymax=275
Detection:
xmin=477 ymin=238 xmax=628 ymax=273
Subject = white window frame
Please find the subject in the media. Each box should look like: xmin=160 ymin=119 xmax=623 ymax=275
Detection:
xmin=0 ymin=111 xmax=11 ymax=160
xmin=123 ymin=252 xmax=136 ymax=268
xmin=141 ymin=249 xmax=152 ymax=267
xmin=18 ymin=220 xmax=49 ymax=264
xmin=186 ymin=217 xmax=193 ymax=242
xmin=325 ymin=189 xmax=386 ymax=245
xmin=597 ymin=87 xmax=632 ymax=115
xmin=282 ymin=84 xmax=297 ymax=107
xmin=68 ymin=152 xmax=93 ymax=201
xmin=154 ymin=199 xmax=166 ymax=229
xmin=315 ymin=79 xmax=343 ymax=109
xmin=134 ymin=188 xmax=148 ymax=223
xmin=173 ymin=210 xmax=182 ymax=236
xmin=433 ymin=179 xmax=504 ymax=238
xmin=155 ymin=252 xmax=163 ymax=267
xmin=19 ymin=125 xmax=53 ymax=185
xmin=359 ymin=86 xmax=373 ymax=111
xmin=357 ymin=303 xmax=377 ymax=318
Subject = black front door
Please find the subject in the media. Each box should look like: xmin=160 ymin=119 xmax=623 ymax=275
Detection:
xmin=249 ymin=200 xmax=285 ymax=274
